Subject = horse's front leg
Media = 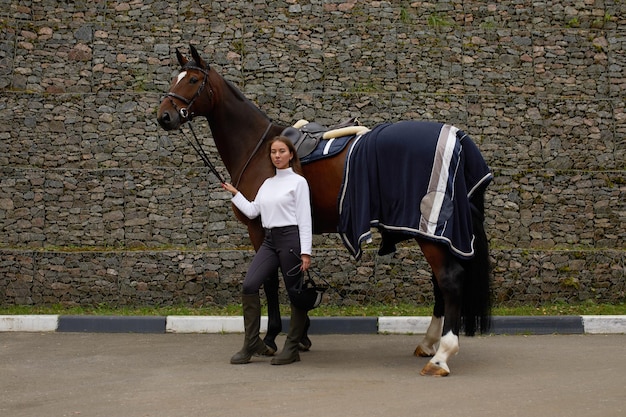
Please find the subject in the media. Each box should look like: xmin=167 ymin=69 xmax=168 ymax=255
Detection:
xmin=415 ymin=275 xmax=444 ymax=357
xmin=262 ymin=269 xmax=281 ymax=353
xmin=420 ymin=262 xmax=463 ymax=377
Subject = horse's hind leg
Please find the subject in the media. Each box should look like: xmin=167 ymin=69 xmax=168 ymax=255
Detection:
xmin=262 ymin=269 xmax=281 ymax=353
xmin=262 ymin=270 xmax=312 ymax=353
xmin=417 ymin=241 xmax=463 ymax=376
xmin=421 ymin=261 xmax=463 ymax=376
xmin=414 ymin=274 xmax=444 ymax=357
xmin=298 ymin=316 xmax=312 ymax=351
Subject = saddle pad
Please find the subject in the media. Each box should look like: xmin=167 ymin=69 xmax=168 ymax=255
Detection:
xmin=300 ymin=134 xmax=355 ymax=165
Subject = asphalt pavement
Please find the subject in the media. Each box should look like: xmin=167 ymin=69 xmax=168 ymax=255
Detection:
xmin=1 ymin=332 xmax=624 ymax=417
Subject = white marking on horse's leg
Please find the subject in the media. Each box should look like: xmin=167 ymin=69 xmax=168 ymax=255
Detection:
xmin=420 ymin=330 xmax=459 ymax=376
xmin=414 ymin=315 xmax=443 ymax=357
xmin=175 ymin=71 xmax=187 ymax=86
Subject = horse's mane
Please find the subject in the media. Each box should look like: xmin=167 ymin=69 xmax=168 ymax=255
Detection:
xmin=223 ymin=78 xmax=272 ymax=121
xmin=181 ymin=58 xmax=272 ymax=123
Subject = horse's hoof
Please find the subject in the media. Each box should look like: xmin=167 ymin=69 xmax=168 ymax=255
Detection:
xmin=298 ymin=336 xmax=312 ymax=352
xmin=261 ymin=347 xmax=276 ymax=356
xmin=414 ymin=345 xmax=435 ymax=357
xmin=263 ymin=338 xmax=278 ymax=354
xmin=420 ymin=361 xmax=450 ymax=377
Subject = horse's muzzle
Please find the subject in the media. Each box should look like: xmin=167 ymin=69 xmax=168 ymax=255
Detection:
xmin=157 ymin=108 xmax=180 ymax=131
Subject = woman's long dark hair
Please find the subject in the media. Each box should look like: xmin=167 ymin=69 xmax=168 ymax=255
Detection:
xmin=267 ymin=136 xmax=304 ymax=175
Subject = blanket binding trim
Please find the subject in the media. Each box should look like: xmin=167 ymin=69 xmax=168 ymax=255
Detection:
xmin=337 ymin=133 xmax=367 ymax=256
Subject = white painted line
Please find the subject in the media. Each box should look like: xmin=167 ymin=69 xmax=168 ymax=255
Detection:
xmin=166 ymin=316 xmax=271 ymax=334
xmin=0 ymin=315 xmax=59 ymax=332
xmin=582 ymin=315 xmax=626 ymax=334
xmin=378 ymin=316 xmax=431 ymax=334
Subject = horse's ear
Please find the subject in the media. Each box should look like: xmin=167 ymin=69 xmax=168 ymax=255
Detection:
xmin=175 ymin=48 xmax=188 ymax=67
xmin=189 ymin=44 xmax=209 ymax=70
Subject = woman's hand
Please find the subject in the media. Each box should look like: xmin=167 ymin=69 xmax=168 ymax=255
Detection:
xmin=300 ymin=254 xmax=311 ymax=272
xmin=221 ymin=182 xmax=238 ymax=196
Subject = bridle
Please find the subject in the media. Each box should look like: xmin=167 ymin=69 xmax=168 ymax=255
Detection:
xmin=163 ymin=65 xmax=273 ymax=188
xmin=165 ymin=65 xmax=212 ymax=123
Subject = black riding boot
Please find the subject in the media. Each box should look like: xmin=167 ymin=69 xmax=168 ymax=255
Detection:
xmin=271 ymin=304 xmax=307 ymax=365
xmin=230 ymin=294 xmax=275 ymax=364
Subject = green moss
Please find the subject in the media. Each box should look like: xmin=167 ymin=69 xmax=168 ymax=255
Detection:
xmin=566 ymin=17 xmax=580 ymax=28
xmin=399 ymin=8 xmax=411 ymax=24
xmin=561 ymin=276 xmax=580 ymax=290
xmin=231 ymin=40 xmax=245 ymax=55
xmin=427 ymin=13 xmax=452 ymax=30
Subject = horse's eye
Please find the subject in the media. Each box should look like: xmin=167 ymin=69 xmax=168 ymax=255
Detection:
xmin=190 ymin=76 xmax=199 ymax=84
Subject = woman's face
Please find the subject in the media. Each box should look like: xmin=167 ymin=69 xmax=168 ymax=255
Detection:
xmin=270 ymin=140 xmax=293 ymax=170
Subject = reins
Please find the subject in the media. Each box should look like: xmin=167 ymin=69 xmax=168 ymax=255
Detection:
xmin=234 ymin=121 xmax=272 ymax=189
xmin=164 ymin=64 xmax=274 ymax=188
xmin=182 ymin=122 xmax=225 ymax=184
xmin=177 ymin=119 xmax=273 ymax=188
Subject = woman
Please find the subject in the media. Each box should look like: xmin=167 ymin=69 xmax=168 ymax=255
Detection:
xmin=222 ymin=136 xmax=312 ymax=365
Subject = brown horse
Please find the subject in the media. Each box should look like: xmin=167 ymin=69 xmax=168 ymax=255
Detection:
xmin=157 ymin=45 xmax=492 ymax=376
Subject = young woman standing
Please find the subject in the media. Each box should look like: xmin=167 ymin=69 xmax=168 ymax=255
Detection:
xmin=222 ymin=136 xmax=312 ymax=365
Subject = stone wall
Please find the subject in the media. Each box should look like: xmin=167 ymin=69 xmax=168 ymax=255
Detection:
xmin=1 ymin=1 xmax=624 ymax=307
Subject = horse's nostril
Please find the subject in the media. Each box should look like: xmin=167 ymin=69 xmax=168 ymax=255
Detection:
xmin=161 ymin=113 xmax=170 ymax=122
xmin=157 ymin=111 xmax=172 ymax=128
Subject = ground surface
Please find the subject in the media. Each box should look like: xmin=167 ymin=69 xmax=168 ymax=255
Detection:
xmin=1 ymin=333 xmax=624 ymax=417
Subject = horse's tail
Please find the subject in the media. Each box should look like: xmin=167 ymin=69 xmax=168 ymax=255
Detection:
xmin=461 ymin=189 xmax=492 ymax=336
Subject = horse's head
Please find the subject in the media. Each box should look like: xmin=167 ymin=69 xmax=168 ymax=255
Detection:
xmin=157 ymin=44 xmax=213 ymax=131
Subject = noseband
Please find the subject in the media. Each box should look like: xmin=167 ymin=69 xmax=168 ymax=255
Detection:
xmin=165 ymin=65 xmax=212 ymax=122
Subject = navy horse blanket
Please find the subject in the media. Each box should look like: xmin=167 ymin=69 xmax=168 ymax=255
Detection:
xmin=338 ymin=121 xmax=492 ymax=260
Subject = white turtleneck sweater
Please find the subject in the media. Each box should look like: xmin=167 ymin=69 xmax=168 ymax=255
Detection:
xmin=231 ymin=167 xmax=312 ymax=255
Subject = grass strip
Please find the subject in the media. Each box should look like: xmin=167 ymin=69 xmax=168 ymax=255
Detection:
xmin=1 ymin=301 xmax=624 ymax=317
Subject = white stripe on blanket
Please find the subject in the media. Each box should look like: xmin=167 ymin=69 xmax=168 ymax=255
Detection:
xmin=419 ymin=124 xmax=459 ymax=235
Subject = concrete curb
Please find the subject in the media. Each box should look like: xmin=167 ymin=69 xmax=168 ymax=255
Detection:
xmin=0 ymin=315 xmax=59 ymax=332
xmin=1 ymin=315 xmax=625 ymax=334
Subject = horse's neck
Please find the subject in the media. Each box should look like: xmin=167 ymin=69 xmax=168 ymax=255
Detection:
xmin=205 ymin=77 xmax=283 ymax=191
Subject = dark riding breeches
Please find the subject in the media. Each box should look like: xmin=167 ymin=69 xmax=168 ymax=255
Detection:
xmin=242 ymin=225 xmax=303 ymax=302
